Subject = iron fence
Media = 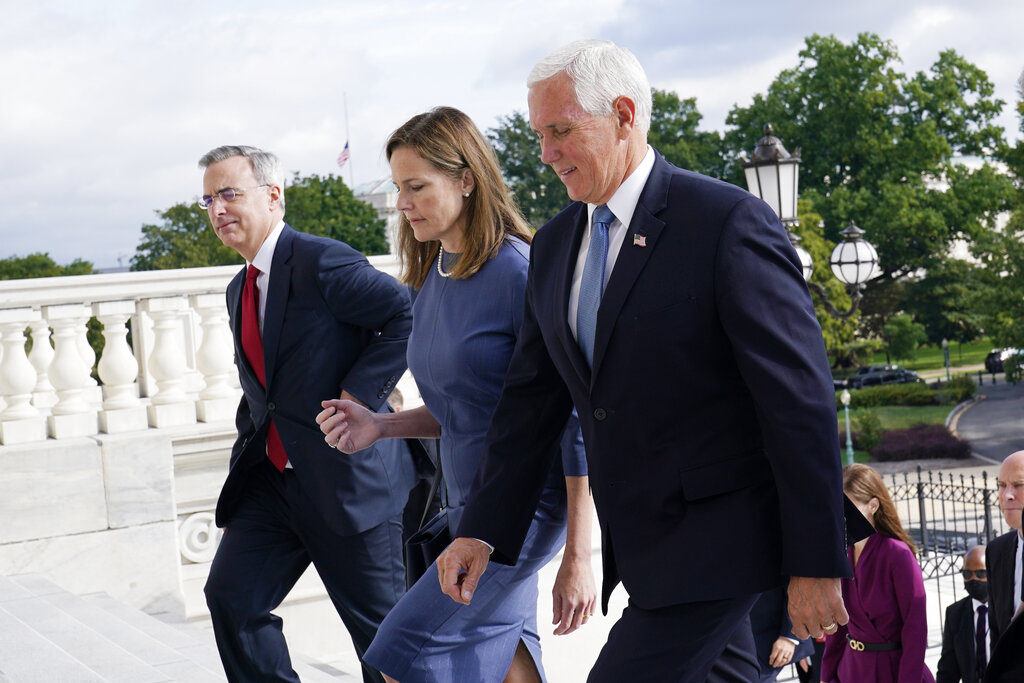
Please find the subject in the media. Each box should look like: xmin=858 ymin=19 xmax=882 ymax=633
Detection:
xmin=888 ymin=466 xmax=1009 ymax=645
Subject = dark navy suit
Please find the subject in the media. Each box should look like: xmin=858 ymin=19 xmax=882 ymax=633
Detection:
xmin=458 ymin=152 xmax=850 ymax=680
xmin=986 ymin=531 xmax=1019 ymax=648
xmin=937 ymin=595 xmax=986 ymax=683
xmin=205 ymin=225 xmax=416 ymax=683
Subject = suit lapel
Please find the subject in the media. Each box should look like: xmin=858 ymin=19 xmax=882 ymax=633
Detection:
xmin=590 ymin=156 xmax=670 ymax=380
xmin=261 ymin=225 xmax=295 ymax=390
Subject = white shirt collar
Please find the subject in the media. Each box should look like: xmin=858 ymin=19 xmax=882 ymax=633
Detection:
xmin=249 ymin=220 xmax=286 ymax=273
xmin=587 ymin=146 xmax=655 ymax=227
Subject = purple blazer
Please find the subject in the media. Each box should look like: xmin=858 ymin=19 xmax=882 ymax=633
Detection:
xmin=822 ymin=534 xmax=934 ymax=683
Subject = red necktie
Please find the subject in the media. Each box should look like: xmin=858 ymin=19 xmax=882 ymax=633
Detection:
xmin=241 ymin=265 xmax=288 ymax=471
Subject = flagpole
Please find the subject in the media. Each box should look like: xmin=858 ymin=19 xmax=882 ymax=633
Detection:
xmin=343 ymin=92 xmax=355 ymax=189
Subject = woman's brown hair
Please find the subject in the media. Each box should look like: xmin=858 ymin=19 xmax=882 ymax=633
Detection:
xmin=843 ymin=463 xmax=918 ymax=556
xmin=386 ymin=106 xmax=532 ymax=288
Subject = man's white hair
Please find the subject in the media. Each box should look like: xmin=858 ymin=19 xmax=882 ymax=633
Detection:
xmin=527 ymin=39 xmax=652 ymax=135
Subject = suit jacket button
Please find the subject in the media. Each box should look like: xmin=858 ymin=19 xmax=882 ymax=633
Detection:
xmin=593 ymin=408 xmax=607 ymax=421
xmin=267 ymin=402 xmax=276 ymax=411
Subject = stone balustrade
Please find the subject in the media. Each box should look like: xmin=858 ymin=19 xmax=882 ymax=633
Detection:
xmin=0 ymin=254 xmax=417 ymax=659
xmin=0 ymin=255 xmax=404 ymax=444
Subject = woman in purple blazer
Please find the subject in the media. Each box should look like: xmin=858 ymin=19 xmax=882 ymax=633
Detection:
xmin=822 ymin=464 xmax=934 ymax=683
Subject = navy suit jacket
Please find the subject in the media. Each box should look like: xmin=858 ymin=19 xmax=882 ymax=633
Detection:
xmin=986 ymin=530 xmax=1019 ymax=647
xmin=937 ymin=595 xmax=985 ymax=683
xmin=216 ymin=225 xmax=417 ymax=536
xmin=458 ymin=152 xmax=850 ymax=613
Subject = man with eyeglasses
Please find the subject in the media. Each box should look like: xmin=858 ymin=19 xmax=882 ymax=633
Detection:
xmin=198 ymin=145 xmax=417 ymax=683
xmin=936 ymin=545 xmax=989 ymax=683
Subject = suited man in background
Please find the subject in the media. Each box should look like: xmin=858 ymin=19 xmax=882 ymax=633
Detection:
xmin=438 ymin=40 xmax=853 ymax=681
xmin=937 ymin=545 xmax=990 ymax=683
xmin=199 ymin=145 xmax=416 ymax=682
xmin=987 ymin=451 xmax=1024 ymax=648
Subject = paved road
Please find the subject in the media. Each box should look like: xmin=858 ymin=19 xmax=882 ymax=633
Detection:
xmin=952 ymin=378 xmax=1024 ymax=462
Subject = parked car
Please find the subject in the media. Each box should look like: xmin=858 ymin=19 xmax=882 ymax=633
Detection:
xmin=848 ymin=364 xmax=924 ymax=389
xmin=985 ymin=348 xmax=1022 ymax=374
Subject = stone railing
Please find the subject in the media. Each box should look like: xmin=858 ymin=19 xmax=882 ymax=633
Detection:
xmin=0 ymin=255 xmax=403 ymax=445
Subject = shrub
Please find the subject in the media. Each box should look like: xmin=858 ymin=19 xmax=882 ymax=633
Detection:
xmin=933 ymin=376 xmax=978 ymax=404
xmin=1006 ymin=354 xmax=1022 ymax=386
xmin=871 ymin=424 xmax=971 ymax=462
xmin=852 ymin=410 xmax=883 ymax=452
xmin=837 ymin=382 xmax=937 ymax=409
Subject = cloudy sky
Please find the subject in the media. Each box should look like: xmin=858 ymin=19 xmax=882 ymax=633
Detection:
xmin=2 ymin=0 xmax=1022 ymax=270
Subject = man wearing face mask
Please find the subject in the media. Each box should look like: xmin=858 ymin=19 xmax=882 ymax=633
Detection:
xmin=936 ymin=545 xmax=989 ymax=683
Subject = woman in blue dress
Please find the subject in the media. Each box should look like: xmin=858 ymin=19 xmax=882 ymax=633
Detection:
xmin=317 ymin=106 xmax=596 ymax=683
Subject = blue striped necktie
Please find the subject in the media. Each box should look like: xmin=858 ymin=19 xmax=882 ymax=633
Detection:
xmin=577 ymin=205 xmax=615 ymax=367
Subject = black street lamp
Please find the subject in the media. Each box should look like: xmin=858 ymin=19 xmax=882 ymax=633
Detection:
xmin=741 ymin=124 xmax=880 ymax=319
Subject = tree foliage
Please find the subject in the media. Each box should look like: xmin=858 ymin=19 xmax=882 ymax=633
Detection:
xmin=0 ymin=253 xmax=94 ymax=279
xmin=487 ymin=111 xmax=567 ymax=230
xmin=724 ymin=34 xmax=1014 ymax=284
xmin=883 ymin=314 xmax=928 ymax=362
xmin=901 ymin=258 xmax=988 ymax=344
xmin=647 ymin=89 xmax=725 ymax=178
xmin=132 ymin=173 xmax=388 ymax=271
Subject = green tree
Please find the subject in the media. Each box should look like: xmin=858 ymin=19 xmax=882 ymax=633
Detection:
xmin=902 ymin=258 xmax=988 ymax=344
xmin=0 ymin=253 xmax=94 ymax=279
xmin=132 ymin=203 xmax=241 ymax=271
xmin=283 ymin=173 xmax=389 ymax=255
xmin=883 ymin=314 xmax=928 ymax=362
xmin=647 ymin=89 xmax=725 ymax=178
xmin=724 ymin=34 xmax=1014 ymax=285
xmin=132 ymin=174 xmax=388 ymax=270
xmin=487 ymin=111 xmax=567 ymax=230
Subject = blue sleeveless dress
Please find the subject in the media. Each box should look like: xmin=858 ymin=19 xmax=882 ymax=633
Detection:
xmin=363 ymin=237 xmax=586 ymax=682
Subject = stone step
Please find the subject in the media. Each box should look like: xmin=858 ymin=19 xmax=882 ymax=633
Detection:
xmin=3 ymin=576 xmax=171 ymax=683
xmin=1 ymin=573 xmax=349 ymax=682
xmin=91 ymin=594 xmax=348 ymax=681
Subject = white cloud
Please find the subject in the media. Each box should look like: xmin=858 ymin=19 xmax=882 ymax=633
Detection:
xmin=1 ymin=0 xmax=1021 ymax=267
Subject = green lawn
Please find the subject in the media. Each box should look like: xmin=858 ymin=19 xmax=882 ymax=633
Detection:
xmin=836 ymin=405 xmax=950 ymax=433
xmin=863 ymin=339 xmax=993 ymax=372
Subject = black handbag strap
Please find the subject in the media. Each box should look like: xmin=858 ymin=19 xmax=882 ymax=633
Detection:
xmin=418 ymin=456 xmax=444 ymax=529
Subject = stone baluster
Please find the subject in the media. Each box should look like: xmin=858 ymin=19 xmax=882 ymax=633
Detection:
xmin=142 ymin=296 xmax=196 ymax=427
xmin=191 ymin=293 xmax=239 ymax=422
xmin=28 ymin=318 xmax=57 ymax=410
xmin=42 ymin=303 xmax=99 ymax=438
xmin=0 ymin=308 xmax=47 ymax=444
xmin=94 ymin=300 xmax=148 ymax=433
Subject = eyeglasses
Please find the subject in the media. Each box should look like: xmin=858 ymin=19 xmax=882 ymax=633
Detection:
xmin=962 ymin=569 xmax=987 ymax=579
xmin=197 ymin=185 xmax=270 ymax=209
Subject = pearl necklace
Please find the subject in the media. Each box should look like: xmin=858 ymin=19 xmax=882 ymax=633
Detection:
xmin=436 ymin=246 xmax=454 ymax=278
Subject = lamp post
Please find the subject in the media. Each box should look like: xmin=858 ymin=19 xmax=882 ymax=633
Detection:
xmin=840 ymin=389 xmax=854 ymax=465
xmin=741 ymin=124 xmax=880 ymax=318
xmin=942 ymin=338 xmax=950 ymax=382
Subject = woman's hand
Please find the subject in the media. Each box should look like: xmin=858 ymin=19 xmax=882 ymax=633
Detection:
xmin=768 ymin=637 xmax=796 ymax=668
xmin=316 ymin=399 xmax=382 ymax=453
xmin=551 ymin=553 xmax=597 ymax=636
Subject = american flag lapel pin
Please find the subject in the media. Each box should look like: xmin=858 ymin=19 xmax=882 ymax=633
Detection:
xmin=633 ymin=233 xmax=647 ymax=247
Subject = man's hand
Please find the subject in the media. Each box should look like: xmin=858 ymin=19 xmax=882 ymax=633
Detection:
xmin=316 ymin=398 xmax=381 ymax=453
xmin=437 ymin=537 xmax=491 ymax=605
xmin=768 ymin=637 xmax=796 ymax=668
xmin=551 ymin=555 xmax=597 ymax=635
xmin=788 ymin=576 xmax=848 ymax=639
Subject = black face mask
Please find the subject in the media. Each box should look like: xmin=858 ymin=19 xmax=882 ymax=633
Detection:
xmin=965 ymin=579 xmax=988 ymax=602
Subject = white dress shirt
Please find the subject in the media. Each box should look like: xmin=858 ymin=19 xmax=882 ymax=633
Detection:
xmin=568 ymin=146 xmax=656 ymax=340
xmin=1014 ymin=529 xmax=1023 ymax=617
xmin=248 ymin=220 xmax=286 ymax=334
